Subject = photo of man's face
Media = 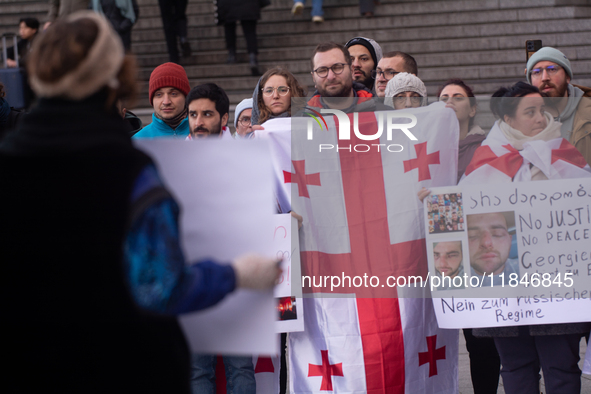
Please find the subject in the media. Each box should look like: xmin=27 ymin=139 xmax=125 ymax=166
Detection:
xmin=467 ymin=213 xmax=512 ymax=276
xmin=433 ymin=241 xmax=463 ymax=278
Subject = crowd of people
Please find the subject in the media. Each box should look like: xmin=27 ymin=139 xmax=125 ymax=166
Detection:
xmin=0 ymin=3 xmax=590 ymax=394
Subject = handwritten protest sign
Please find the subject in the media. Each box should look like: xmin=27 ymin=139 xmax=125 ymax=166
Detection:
xmin=273 ymin=214 xmax=304 ymax=332
xmin=134 ymin=139 xmax=278 ymax=355
xmin=425 ymin=178 xmax=591 ymax=328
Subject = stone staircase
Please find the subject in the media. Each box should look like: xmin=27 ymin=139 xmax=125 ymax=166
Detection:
xmin=2 ymin=0 xmax=591 ymax=125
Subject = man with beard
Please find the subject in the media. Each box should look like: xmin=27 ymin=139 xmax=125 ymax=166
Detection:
xmin=526 ymin=47 xmax=591 ymax=164
xmin=134 ymin=62 xmax=191 ymax=138
xmin=432 ymin=241 xmax=465 ymax=290
xmin=186 ymin=83 xmax=233 ymax=139
xmin=467 ymin=212 xmax=518 ymax=286
xmin=344 ymin=37 xmax=382 ymax=91
xmin=307 ymin=41 xmax=374 ymax=112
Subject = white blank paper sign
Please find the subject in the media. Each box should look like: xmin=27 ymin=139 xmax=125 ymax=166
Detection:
xmin=134 ymin=139 xmax=278 ymax=355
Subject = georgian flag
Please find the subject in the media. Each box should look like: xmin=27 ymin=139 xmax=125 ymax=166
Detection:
xmin=258 ymin=102 xmax=460 ymax=393
xmin=253 ymin=355 xmax=281 ymax=393
xmin=461 ymin=120 xmax=591 ymax=184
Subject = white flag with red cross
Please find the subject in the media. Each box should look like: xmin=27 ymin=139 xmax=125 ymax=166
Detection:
xmin=461 ymin=120 xmax=590 ymax=184
xmin=258 ymin=101 xmax=460 ymax=393
xmin=253 ymin=355 xmax=281 ymax=393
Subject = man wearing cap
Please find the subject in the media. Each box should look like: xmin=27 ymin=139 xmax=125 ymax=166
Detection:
xmin=345 ymin=37 xmax=382 ymax=91
xmin=234 ymin=98 xmax=254 ymax=138
xmin=526 ymin=46 xmax=591 ymax=164
xmin=375 ymin=51 xmax=418 ymax=98
xmin=134 ymin=62 xmax=191 ymax=139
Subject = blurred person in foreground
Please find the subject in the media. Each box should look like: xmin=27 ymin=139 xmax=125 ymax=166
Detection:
xmin=0 ymin=11 xmax=280 ymax=393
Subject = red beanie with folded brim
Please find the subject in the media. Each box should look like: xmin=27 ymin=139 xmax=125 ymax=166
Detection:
xmin=149 ymin=62 xmax=191 ymax=105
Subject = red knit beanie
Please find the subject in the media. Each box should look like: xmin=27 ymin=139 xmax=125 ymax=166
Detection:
xmin=149 ymin=62 xmax=191 ymax=105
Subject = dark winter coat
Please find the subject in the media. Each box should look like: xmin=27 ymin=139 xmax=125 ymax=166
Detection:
xmin=100 ymin=0 xmax=139 ymax=35
xmin=0 ymin=91 xmax=191 ymax=393
xmin=457 ymin=127 xmax=486 ymax=183
xmin=215 ymin=0 xmax=261 ymax=25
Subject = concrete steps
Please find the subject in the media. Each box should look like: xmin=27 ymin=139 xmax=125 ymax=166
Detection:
xmin=0 ymin=0 xmax=589 ymax=127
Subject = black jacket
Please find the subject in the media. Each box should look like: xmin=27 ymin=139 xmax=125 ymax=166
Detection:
xmin=100 ymin=0 xmax=139 ymax=34
xmin=215 ymin=0 xmax=261 ymax=25
xmin=0 ymin=92 xmax=191 ymax=393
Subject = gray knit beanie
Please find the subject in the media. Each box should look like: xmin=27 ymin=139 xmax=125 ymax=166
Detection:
xmin=234 ymin=98 xmax=253 ymax=128
xmin=385 ymin=72 xmax=427 ymax=99
xmin=526 ymin=47 xmax=572 ymax=84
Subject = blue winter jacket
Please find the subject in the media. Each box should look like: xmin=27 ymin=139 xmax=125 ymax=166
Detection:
xmin=133 ymin=113 xmax=190 ymax=139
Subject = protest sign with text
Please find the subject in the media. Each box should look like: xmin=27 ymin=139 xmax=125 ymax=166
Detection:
xmin=426 ymin=178 xmax=591 ymax=328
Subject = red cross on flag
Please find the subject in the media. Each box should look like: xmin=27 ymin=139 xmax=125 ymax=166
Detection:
xmin=257 ymin=102 xmax=460 ymax=393
xmin=461 ymin=119 xmax=590 ymax=184
xmin=253 ymin=355 xmax=280 ymax=393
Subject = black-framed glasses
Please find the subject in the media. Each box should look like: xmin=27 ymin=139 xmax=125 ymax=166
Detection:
xmin=371 ymin=69 xmax=399 ymax=80
xmin=313 ymin=63 xmax=347 ymax=78
xmin=530 ymin=65 xmax=561 ymax=79
xmin=393 ymin=95 xmax=422 ymax=105
xmin=262 ymin=86 xmax=290 ymax=97
xmin=238 ymin=116 xmax=251 ymax=127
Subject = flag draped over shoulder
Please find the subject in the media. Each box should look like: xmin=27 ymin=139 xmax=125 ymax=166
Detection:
xmin=258 ymin=102 xmax=460 ymax=393
xmin=461 ymin=119 xmax=591 ymax=184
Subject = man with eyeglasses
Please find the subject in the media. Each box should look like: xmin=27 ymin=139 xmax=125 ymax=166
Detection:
xmin=526 ymin=46 xmax=591 ymax=164
xmin=344 ymin=37 xmax=383 ymax=91
xmin=384 ymin=72 xmax=427 ymax=110
xmin=308 ymin=42 xmax=375 ymax=112
xmin=374 ymin=51 xmax=418 ymax=98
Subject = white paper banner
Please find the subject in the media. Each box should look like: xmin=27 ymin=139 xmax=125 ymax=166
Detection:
xmin=134 ymin=139 xmax=278 ymax=355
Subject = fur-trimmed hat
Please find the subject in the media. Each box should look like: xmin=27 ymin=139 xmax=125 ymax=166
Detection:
xmin=28 ymin=11 xmax=124 ymax=100
xmin=149 ymin=63 xmax=191 ymax=105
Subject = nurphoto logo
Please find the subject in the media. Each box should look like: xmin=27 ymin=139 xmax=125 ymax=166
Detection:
xmin=304 ymin=107 xmax=420 ymax=153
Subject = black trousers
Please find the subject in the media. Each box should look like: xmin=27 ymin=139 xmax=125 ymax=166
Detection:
xmin=494 ymin=328 xmax=583 ymax=394
xmin=224 ymin=20 xmax=258 ymax=55
xmin=463 ymin=329 xmax=501 ymax=394
xmin=158 ymin=0 xmax=188 ymax=63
